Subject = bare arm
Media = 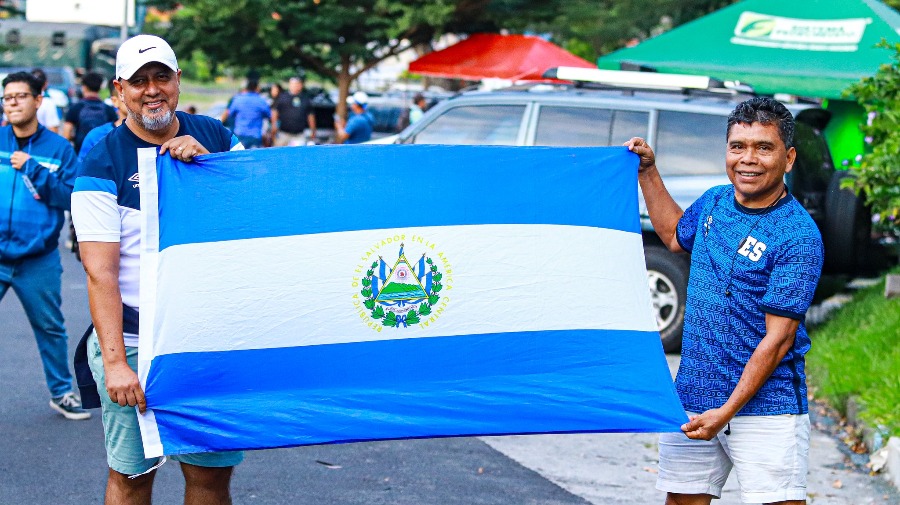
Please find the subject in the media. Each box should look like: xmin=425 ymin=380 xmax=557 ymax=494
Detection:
xmin=80 ymin=241 xmax=147 ymax=413
xmin=681 ymin=313 xmax=800 ymax=440
xmin=307 ymin=112 xmax=317 ymax=139
xmin=62 ymin=121 xmax=75 ymax=142
xmin=270 ymin=108 xmax=279 ymax=136
xmin=334 ymin=116 xmax=349 ymax=143
xmin=625 ymin=137 xmax=685 ymax=253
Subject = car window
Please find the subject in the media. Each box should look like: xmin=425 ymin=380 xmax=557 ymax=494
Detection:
xmin=655 ymin=111 xmax=727 ymax=176
xmin=790 ymin=122 xmax=833 ymax=191
xmin=534 ymin=106 xmax=612 ymax=146
xmin=412 ymin=105 xmax=525 ymax=145
xmin=611 ymin=110 xmax=650 ymax=145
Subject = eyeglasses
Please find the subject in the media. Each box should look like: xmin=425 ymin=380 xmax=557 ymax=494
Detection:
xmin=2 ymin=92 xmax=36 ymax=104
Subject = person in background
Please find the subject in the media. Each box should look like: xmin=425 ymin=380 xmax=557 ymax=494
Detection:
xmin=185 ymin=105 xmax=197 ymax=115
xmin=62 ymin=72 xmax=117 ymax=154
xmin=410 ymin=93 xmax=428 ymax=124
xmin=335 ymin=91 xmax=374 ymax=144
xmin=220 ymin=79 xmax=271 ymax=149
xmin=268 ymin=82 xmax=282 ymax=106
xmin=270 ymin=77 xmax=316 ymax=146
xmin=77 ymin=79 xmax=128 ymax=163
xmin=0 ymin=71 xmax=87 ymax=420
xmin=31 ymin=68 xmax=61 ymax=133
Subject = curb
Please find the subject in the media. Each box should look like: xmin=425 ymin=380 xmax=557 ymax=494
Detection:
xmin=846 ymin=397 xmax=900 ymax=490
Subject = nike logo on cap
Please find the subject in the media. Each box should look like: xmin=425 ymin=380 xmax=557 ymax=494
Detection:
xmin=138 ymin=47 xmax=156 ymax=53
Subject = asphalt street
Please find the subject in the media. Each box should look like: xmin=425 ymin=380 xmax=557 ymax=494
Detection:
xmin=1 ymin=244 xmax=897 ymax=504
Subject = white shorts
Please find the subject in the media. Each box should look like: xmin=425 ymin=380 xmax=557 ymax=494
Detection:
xmin=656 ymin=412 xmax=809 ymax=503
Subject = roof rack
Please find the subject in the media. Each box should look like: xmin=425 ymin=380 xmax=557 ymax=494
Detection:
xmin=543 ymin=67 xmax=754 ymax=95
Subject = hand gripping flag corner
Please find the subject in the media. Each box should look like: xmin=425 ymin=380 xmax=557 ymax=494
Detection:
xmin=136 ymin=144 xmax=687 ymax=457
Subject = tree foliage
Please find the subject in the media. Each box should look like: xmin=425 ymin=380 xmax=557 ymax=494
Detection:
xmin=493 ymin=0 xmax=740 ymax=60
xmin=845 ymin=40 xmax=900 ymax=233
xmin=165 ymin=0 xmax=741 ymax=105
xmin=168 ymin=0 xmax=463 ymax=113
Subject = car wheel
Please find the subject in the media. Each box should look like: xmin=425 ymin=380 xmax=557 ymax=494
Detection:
xmin=645 ymin=246 xmax=689 ymax=353
xmin=823 ymin=172 xmax=870 ymax=273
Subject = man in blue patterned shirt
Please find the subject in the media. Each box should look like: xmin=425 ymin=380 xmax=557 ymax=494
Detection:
xmin=626 ymin=97 xmax=823 ymax=505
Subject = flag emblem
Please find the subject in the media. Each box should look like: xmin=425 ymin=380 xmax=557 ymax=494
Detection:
xmin=360 ymin=242 xmax=447 ymax=329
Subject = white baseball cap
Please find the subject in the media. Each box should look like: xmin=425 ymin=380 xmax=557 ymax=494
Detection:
xmin=116 ymin=34 xmax=179 ymax=80
xmin=346 ymin=91 xmax=369 ymax=106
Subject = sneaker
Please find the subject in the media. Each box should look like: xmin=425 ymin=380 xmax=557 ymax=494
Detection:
xmin=49 ymin=392 xmax=91 ymax=420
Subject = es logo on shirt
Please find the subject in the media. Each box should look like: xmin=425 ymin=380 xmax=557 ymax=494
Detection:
xmin=737 ymin=235 xmax=767 ymax=262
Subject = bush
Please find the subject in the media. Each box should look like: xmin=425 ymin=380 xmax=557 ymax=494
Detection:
xmin=844 ymin=40 xmax=900 ymax=235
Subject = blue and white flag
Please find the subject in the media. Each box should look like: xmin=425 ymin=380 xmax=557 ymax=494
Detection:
xmin=136 ymin=145 xmax=687 ymax=458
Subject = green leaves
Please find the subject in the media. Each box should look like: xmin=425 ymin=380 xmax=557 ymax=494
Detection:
xmin=418 ymin=303 xmax=432 ymax=316
xmin=845 ymin=39 xmax=900 ymax=234
xmin=405 ymin=310 xmax=421 ymax=325
xmin=372 ymin=305 xmax=385 ymax=319
xmin=383 ymin=311 xmax=398 ymax=327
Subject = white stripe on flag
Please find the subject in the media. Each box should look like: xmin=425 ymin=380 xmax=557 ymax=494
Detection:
xmin=146 ymin=224 xmax=656 ymax=357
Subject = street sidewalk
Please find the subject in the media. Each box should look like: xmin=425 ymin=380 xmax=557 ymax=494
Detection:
xmin=482 ymin=355 xmax=900 ymax=504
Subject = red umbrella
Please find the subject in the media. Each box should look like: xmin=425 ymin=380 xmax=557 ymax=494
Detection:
xmin=409 ymin=33 xmax=595 ymax=81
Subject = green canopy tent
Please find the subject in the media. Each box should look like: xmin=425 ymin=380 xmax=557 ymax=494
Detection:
xmin=597 ymin=0 xmax=900 ymax=164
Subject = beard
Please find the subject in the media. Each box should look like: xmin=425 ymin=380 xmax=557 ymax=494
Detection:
xmin=127 ymin=107 xmax=175 ymax=131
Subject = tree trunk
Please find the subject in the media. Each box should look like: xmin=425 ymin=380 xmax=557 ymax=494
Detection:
xmin=336 ymin=54 xmax=352 ymax=119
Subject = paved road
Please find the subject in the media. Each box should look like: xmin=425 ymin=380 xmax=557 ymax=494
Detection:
xmin=1 ymin=244 xmax=897 ymax=504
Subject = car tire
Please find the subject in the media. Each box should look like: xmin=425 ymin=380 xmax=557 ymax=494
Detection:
xmin=645 ymin=246 xmax=689 ymax=353
xmin=823 ymin=171 xmax=870 ymax=273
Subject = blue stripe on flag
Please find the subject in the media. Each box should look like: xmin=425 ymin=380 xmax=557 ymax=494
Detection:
xmin=156 ymin=145 xmax=640 ymax=251
xmin=144 ymin=329 xmax=686 ymax=455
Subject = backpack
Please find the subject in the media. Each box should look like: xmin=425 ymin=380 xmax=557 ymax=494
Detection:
xmin=75 ymin=100 xmax=115 ymax=153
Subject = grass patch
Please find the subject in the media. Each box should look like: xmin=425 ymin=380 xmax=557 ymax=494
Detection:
xmin=807 ymin=266 xmax=900 ymax=437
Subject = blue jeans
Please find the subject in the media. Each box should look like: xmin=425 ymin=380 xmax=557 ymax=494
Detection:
xmin=0 ymin=248 xmax=73 ymax=397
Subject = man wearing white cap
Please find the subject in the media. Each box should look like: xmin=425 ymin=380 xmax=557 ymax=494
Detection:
xmin=335 ymin=91 xmax=374 ymax=144
xmin=71 ymin=34 xmax=244 ymax=504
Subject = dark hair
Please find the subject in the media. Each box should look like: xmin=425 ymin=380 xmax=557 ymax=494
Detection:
xmin=727 ymin=97 xmax=795 ymax=149
xmin=30 ymin=68 xmax=47 ymax=90
xmin=108 ymin=77 xmax=118 ymax=95
xmin=413 ymin=93 xmax=425 ymax=104
xmin=81 ymin=72 xmax=105 ymax=93
xmin=246 ymin=79 xmax=259 ymax=92
xmin=2 ymin=71 xmax=41 ymax=95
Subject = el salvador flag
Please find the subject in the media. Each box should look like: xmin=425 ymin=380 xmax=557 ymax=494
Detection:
xmin=135 ymin=144 xmax=687 ymax=458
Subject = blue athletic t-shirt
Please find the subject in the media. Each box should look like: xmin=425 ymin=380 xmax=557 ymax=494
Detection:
xmin=345 ymin=112 xmax=374 ymax=144
xmin=71 ymin=112 xmax=241 ymax=345
xmin=675 ymin=184 xmax=823 ymax=416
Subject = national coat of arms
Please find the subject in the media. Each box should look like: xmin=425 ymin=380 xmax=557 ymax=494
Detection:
xmin=359 ymin=243 xmax=443 ymax=328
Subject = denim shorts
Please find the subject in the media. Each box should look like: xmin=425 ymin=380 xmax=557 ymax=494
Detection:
xmin=88 ymin=332 xmax=244 ymax=475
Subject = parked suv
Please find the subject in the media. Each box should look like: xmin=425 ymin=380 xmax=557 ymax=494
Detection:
xmin=381 ymin=72 xmax=871 ymax=352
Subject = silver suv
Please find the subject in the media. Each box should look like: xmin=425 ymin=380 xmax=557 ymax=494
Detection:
xmin=383 ymin=77 xmax=869 ymax=352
